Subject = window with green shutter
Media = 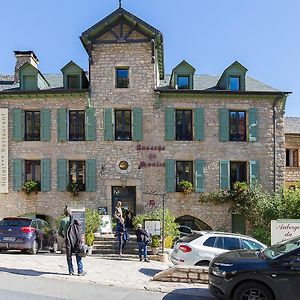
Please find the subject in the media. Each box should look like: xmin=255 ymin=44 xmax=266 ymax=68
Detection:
xmin=104 ymin=108 xmax=113 ymax=141
xmin=12 ymin=108 xmax=24 ymax=141
xmin=165 ymin=107 xmax=175 ymax=141
xmin=85 ymin=107 xmax=96 ymax=141
xmin=86 ymin=159 xmax=96 ymax=192
xmin=165 ymin=159 xmax=175 ymax=192
xmin=194 ymin=108 xmax=204 ymax=141
xmin=41 ymin=159 xmax=51 ymax=191
xmin=195 ymin=160 xmax=204 ymax=192
xmin=220 ymin=160 xmax=230 ymax=190
xmin=57 ymin=159 xmax=67 ymax=191
xmin=219 ymin=108 xmax=229 ymax=142
xmin=57 ymin=108 xmax=67 ymax=142
xmin=249 ymin=160 xmax=259 ymax=186
xmin=132 ymin=108 xmax=143 ymax=141
xmin=13 ymin=159 xmax=23 ymax=191
xmin=248 ymin=108 xmax=258 ymax=142
xmin=41 ymin=109 xmax=51 ymax=141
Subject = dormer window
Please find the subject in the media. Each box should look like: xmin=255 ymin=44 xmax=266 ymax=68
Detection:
xmin=229 ymin=76 xmax=241 ymax=91
xmin=23 ymin=75 xmax=37 ymax=90
xmin=67 ymin=75 xmax=80 ymax=89
xmin=177 ymin=75 xmax=190 ymax=89
xmin=116 ymin=68 xmax=129 ymax=88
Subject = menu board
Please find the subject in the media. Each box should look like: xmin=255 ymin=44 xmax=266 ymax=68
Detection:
xmin=69 ymin=206 xmax=86 ymax=237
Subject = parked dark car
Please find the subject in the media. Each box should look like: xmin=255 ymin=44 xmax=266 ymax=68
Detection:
xmin=209 ymin=235 xmax=300 ymax=300
xmin=0 ymin=217 xmax=58 ymax=254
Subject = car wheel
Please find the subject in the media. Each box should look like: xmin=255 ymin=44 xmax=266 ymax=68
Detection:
xmin=50 ymin=241 xmax=58 ymax=253
xmin=195 ymin=260 xmax=209 ymax=266
xmin=29 ymin=240 xmax=39 ymax=255
xmin=234 ymin=281 xmax=274 ymax=300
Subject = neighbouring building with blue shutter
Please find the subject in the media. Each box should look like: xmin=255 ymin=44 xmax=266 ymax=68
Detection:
xmin=0 ymin=6 xmax=290 ymax=233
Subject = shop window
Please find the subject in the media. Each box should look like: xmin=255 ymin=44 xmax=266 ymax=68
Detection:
xmin=25 ymin=111 xmax=40 ymax=141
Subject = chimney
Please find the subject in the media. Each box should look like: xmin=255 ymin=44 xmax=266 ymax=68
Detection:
xmin=14 ymin=51 xmax=39 ymax=83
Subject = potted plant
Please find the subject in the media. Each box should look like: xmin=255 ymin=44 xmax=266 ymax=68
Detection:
xmin=85 ymin=208 xmax=102 ymax=255
xmin=22 ymin=180 xmax=39 ymax=195
xmin=151 ymin=235 xmax=160 ymax=255
xmin=67 ymin=182 xmax=81 ymax=196
xmin=178 ymin=180 xmax=193 ymax=196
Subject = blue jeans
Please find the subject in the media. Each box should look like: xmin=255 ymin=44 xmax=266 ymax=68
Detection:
xmin=137 ymin=241 xmax=147 ymax=259
xmin=67 ymin=253 xmax=83 ymax=274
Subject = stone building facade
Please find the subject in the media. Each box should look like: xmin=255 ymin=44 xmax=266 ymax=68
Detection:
xmin=0 ymin=6 xmax=289 ymax=232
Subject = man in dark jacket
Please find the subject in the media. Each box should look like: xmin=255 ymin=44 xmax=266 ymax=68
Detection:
xmin=58 ymin=208 xmax=86 ymax=276
xmin=135 ymin=223 xmax=150 ymax=262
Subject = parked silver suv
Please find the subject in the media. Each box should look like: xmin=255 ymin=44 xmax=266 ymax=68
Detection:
xmin=171 ymin=231 xmax=266 ymax=266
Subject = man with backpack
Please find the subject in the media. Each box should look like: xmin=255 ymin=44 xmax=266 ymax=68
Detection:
xmin=135 ymin=223 xmax=150 ymax=262
xmin=58 ymin=207 xmax=87 ymax=276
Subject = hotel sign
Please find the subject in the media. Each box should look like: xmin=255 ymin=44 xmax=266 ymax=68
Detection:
xmin=0 ymin=108 xmax=8 ymax=193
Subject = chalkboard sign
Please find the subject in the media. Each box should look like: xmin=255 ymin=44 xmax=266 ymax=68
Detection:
xmin=69 ymin=207 xmax=86 ymax=237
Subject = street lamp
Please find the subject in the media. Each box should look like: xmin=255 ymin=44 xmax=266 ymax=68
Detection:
xmin=143 ymin=190 xmax=167 ymax=253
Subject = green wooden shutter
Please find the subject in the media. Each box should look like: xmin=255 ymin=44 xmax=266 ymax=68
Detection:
xmin=195 ymin=159 xmax=205 ymax=192
xmin=132 ymin=108 xmax=143 ymax=141
xmin=41 ymin=159 xmax=51 ymax=192
xmin=104 ymin=108 xmax=113 ymax=141
xmin=57 ymin=108 xmax=67 ymax=142
xmin=165 ymin=107 xmax=175 ymax=141
xmin=41 ymin=108 xmax=51 ymax=141
xmin=249 ymin=160 xmax=259 ymax=186
xmin=194 ymin=108 xmax=204 ymax=141
xmin=220 ymin=160 xmax=230 ymax=190
xmin=13 ymin=159 xmax=23 ymax=191
xmin=219 ymin=108 xmax=229 ymax=142
xmin=57 ymin=159 xmax=67 ymax=191
xmin=248 ymin=108 xmax=258 ymax=142
xmin=86 ymin=159 xmax=96 ymax=192
xmin=12 ymin=108 xmax=24 ymax=141
xmin=165 ymin=159 xmax=175 ymax=192
xmin=86 ymin=107 xmax=96 ymax=141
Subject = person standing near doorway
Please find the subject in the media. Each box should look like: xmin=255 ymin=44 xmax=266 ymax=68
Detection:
xmin=114 ymin=200 xmax=123 ymax=233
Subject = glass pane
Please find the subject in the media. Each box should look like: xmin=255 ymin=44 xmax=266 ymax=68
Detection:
xmin=229 ymin=111 xmax=246 ymax=141
xmin=69 ymin=160 xmax=85 ymax=191
xmin=223 ymin=237 xmax=240 ymax=250
xmin=176 ymin=110 xmax=192 ymax=141
xmin=69 ymin=111 xmax=85 ymax=141
xmin=177 ymin=76 xmax=189 ymax=89
xmin=176 ymin=161 xmax=193 ymax=191
xmin=25 ymin=111 xmax=40 ymax=141
xmin=115 ymin=110 xmax=131 ymax=140
xmin=68 ymin=75 xmax=80 ymax=89
xmin=230 ymin=161 xmax=247 ymax=187
xmin=116 ymin=69 xmax=129 ymax=88
xmin=25 ymin=160 xmax=41 ymax=190
xmin=229 ymin=77 xmax=240 ymax=91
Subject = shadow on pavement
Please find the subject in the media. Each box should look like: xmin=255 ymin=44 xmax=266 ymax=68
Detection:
xmin=138 ymin=268 xmax=162 ymax=277
xmin=162 ymin=288 xmax=214 ymax=300
xmin=0 ymin=267 xmax=62 ymax=277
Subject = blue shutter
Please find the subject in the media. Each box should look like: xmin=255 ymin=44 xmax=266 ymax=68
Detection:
xmin=132 ymin=108 xmax=143 ymax=141
xmin=57 ymin=108 xmax=67 ymax=142
xmin=165 ymin=159 xmax=175 ymax=192
xmin=220 ymin=160 xmax=230 ymax=190
xmin=104 ymin=108 xmax=113 ymax=141
xmin=194 ymin=108 xmax=204 ymax=141
xmin=12 ymin=108 xmax=24 ymax=141
xmin=41 ymin=108 xmax=51 ymax=141
xmin=41 ymin=159 xmax=51 ymax=192
xmin=219 ymin=108 xmax=229 ymax=142
xmin=86 ymin=107 xmax=96 ymax=141
xmin=249 ymin=160 xmax=259 ymax=186
xmin=165 ymin=108 xmax=175 ymax=141
xmin=195 ymin=160 xmax=205 ymax=192
xmin=13 ymin=159 xmax=23 ymax=191
xmin=86 ymin=159 xmax=96 ymax=192
xmin=57 ymin=159 xmax=67 ymax=191
xmin=248 ymin=108 xmax=258 ymax=142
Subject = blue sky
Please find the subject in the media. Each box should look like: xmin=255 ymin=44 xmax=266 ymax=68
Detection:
xmin=0 ymin=0 xmax=299 ymax=116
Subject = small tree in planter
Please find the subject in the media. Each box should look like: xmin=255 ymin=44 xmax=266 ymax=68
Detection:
xmin=151 ymin=235 xmax=160 ymax=255
xmin=85 ymin=208 xmax=102 ymax=255
xmin=22 ymin=180 xmax=39 ymax=195
xmin=178 ymin=180 xmax=193 ymax=196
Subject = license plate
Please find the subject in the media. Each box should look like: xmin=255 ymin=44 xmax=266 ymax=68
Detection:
xmin=3 ymin=237 xmax=16 ymax=241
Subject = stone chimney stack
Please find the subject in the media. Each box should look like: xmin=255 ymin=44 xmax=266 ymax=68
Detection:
xmin=14 ymin=51 xmax=39 ymax=83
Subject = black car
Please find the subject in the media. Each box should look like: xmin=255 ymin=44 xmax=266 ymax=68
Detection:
xmin=0 ymin=217 xmax=58 ymax=254
xmin=209 ymin=235 xmax=300 ymax=300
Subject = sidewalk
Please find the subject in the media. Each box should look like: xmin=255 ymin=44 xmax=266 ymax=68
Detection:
xmin=0 ymin=252 xmax=209 ymax=295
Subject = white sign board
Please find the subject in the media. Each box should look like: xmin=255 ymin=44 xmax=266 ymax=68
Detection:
xmin=0 ymin=108 xmax=8 ymax=193
xmin=271 ymin=219 xmax=300 ymax=245
xmin=144 ymin=220 xmax=161 ymax=236
xmin=100 ymin=215 xmax=113 ymax=234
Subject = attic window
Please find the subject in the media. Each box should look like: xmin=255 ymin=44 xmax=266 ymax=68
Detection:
xmin=177 ymin=75 xmax=190 ymax=89
xmin=67 ymin=75 xmax=80 ymax=89
xmin=229 ymin=76 xmax=240 ymax=91
xmin=23 ymin=75 xmax=37 ymax=90
xmin=116 ymin=68 xmax=129 ymax=88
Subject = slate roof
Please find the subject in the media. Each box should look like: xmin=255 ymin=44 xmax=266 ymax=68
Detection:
xmin=285 ymin=117 xmax=300 ymax=134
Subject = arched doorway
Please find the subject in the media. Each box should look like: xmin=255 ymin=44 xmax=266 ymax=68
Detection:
xmin=175 ymin=215 xmax=212 ymax=231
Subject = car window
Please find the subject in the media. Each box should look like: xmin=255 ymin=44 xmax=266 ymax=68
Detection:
xmin=223 ymin=237 xmax=240 ymax=250
xmin=0 ymin=219 xmax=31 ymax=227
xmin=31 ymin=220 xmax=38 ymax=228
xmin=180 ymin=226 xmax=192 ymax=234
xmin=215 ymin=237 xmax=224 ymax=249
xmin=242 ymin=239 xmax=263 ymax=250
xmin=264 ymin=236 xmax=300 ymax=259
xmin=177 ymin=233 xmax=203 ymax=243
xmin=203 ymin=237 xmax=216 ymax=247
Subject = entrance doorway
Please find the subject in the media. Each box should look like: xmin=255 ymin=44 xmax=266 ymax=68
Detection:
xmin=112 ymin=186 xmax=136 ymax=229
